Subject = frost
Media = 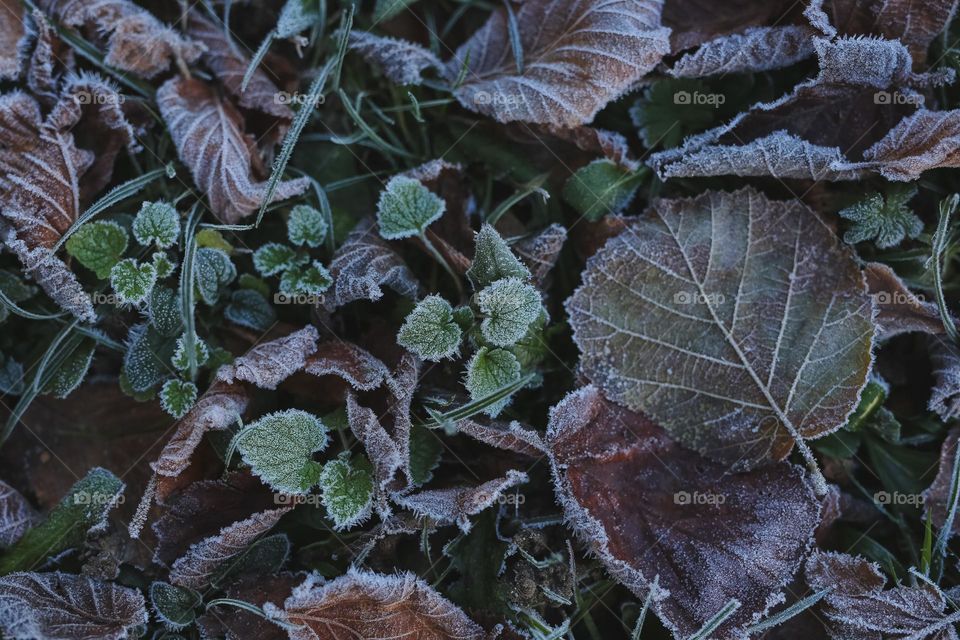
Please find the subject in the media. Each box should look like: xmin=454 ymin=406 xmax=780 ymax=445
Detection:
xmin=236 ymin=409 xmax=329 ymax=494
xmin=348 ymin=31 xmax=444 ymax=86
xmin=225 ymin=289 xmax=277 ymax=331
xmin=455 ymin=419 xmax=546 ymax=456
xmin=924 ymin=427 xmax=960 ymax=534
xmin=466 ymin=224 xmax=531 ymax=289
xmin=562 ymin=159 xmax=643 ymax=221
xmin=0 ymin=0 xmax=26 ymax=81
xmin=254 ymin=243 xmax=307 ymax=277
xmin=376 ymin=175 xmax=446 ymax=240
xmin=42 ymin=336 xmax=95 ymax=399
xmin=194 ymin=247 xmax=236 ymax=305
xmin=566 ymin=188 xmax=874 ymax=473
xmin=287 ymin=204 xmax=328 ymax=248
xmin=318 ymin=454 xmax=374 ymax=530
xmin=477 ymin=277 xmax=542 ymax=347
xmin=397 ymin=295 xmax=462 ymax=361
xmin=346 ymin=394 xmax=403 ymax=516
xmin=149 ymin=582 xmax=200 ymax=630
xmin=277 ymin=0 xmax=320 ymax=38
xmin=148 ymin=287 xmax=183 ymax=337
xmin=859 ymin=109 xmax=960 ymax=181
xmin=304 ymin=341 xmax=391 ymax=391
xmin=465 ymin=347 xmax=522 ymax=417
xmin=217 ymin=326 xmax=320 ymax=390
xmin=0 ymin=572 xmax=147 ymax=640
xmin=393 ymin=469 xmax=528 ymax=533
xmin=668 ymin=26 xmax=816 ymax=77
xmin=0 ymin=355 xmax=25 ymax=395
xmin=839 ymin=185 xmax=922 ymax=248
xmin=123 ymin=323 xmax=175 ymax=392
xmin=929 ymin=341 xmax=960 ymax=422
xmin=132 ymin=201 xmax=180 ymax=249
xmin=110 ymin=258 xmax=157 ymax=305
xmin=151 ymin=252 xmax=176 ymax=279
xmin=0 ymin=482 xmax=37 ymax=548
xmin=160 ymin=379 xmax=198 ymax=420
xmin=447 ymin=0 xmax=671 ymax=127
xmin=172 ymin=333 xmax=209 ymax=371
xmin=279 ymin=261 xmax=332 ymax=296
xmin=66 ymin=220 xmax=128 ymax=279
xmin=864 ymin=262 xmax=944 ymax=339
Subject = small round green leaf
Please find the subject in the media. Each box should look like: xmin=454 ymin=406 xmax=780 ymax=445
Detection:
xmin=318 ymin=454 xmax=374 ymax=530
xmin=160 ymin=379 xmax=198 ymax=419
xmin=225 ymin=289 xmax=277 ymax=331
xmin=253 ymin=243 xmax=306 ymax=277
xmin=133 ymin=201 xmax=180 ymax=249
xmin=66 ymin=220 xmax=129 ymax=279
xmin=237 ymin=409 xmax=330 ymax=494
xmin=194 ymin=247 xmax=236 ymax=305
xmin=287 ymin=204 xmax=328 ymax=248
xmin=110 ymin=258 xmax=157 ymax=305
xmin=279 ymin=261 xmax=332 ymax=296
xmin=397 ymin=295 xmax=462 ymax=361
xmin=477 ymin=277 xmax=542 ymax=347
xmin=376 ymin=175 xmax=445 ymax=240
xmin=465 ymin=347 xmax=522 ymax=417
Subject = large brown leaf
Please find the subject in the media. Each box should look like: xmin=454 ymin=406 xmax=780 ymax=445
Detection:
xmin=547 ymin=386 xmax=821 ymax=639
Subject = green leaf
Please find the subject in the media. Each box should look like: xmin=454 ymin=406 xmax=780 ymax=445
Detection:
xmin=238 ymin=273 xmax=272 ymax=298
xmin=465 ymin=347 xmax=522 ymax=417
xmin=287 ymin=204 xmax=328 ymax=248
xmin=225 ymin=289 xmax=277 ymax=331
xmin=41 ymin=337 xmax=95 ymax=399
xmin=194 ymin=247 xmax=236 ymax=305
xmin=509 ymin=311 xmax=549 ymax=369
xmin=318 ymin=454 xmax=374 ymax=529
xmin=466 ymin=224 xmax=530 ymax=289
xmin=160 ymin=379 xmax=198 ymax=419
xmin=397 ymin=295 xmax=462 ymax=361
xmin=66 ymin=220 xmax=129 ymax=279
xmin=840 ymin=184 xmax=922 ymax=249
xmin=237 ymin=409 xmax=330 ymax=494
xmin=279 ymin=261 xmax=332 ymax=296
xmin=172 ymin=333 xmax=209 ymax=371
xmin=277 ymin=0 xmax=320 ymax=37
xmin=409 ymin=424 xmax=442 ymax=485
xmin=562 ymin=160 xmax=645 ymax=221
xmin=630 ymin=78 xmax=719 ymax=149
xmin=110 ymin=258 xmax=157 ymax=304
xmin=0 ymin=354 xmax=25 ymax=396
xmin=148 ymin=286 xmax=184 ymax=337
xmin=132 ymin=201 xmax=180 ymax=249
xmin=150 ymin=582 xmax=201 ymax=630
xmin=477 ymin=277 xmax=542 ymax=347
xmin=152 ymin=252 xmax=177 ymax=279
xmin=253 ymin=243 xmax=306 ymax=277
xmin=123 ymin=323 xmax=177 ymax=392
xmin=195 ymin=228 xmax=234 ymax=253
xmin=376 ymin=175 xmax=445 ymax=240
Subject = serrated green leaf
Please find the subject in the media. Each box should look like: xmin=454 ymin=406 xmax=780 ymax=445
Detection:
xmin=152 ymin=252 xmax=177 ymax=279
xmin=149 ymin=286 xmax=184 ymax=337
xmin=225 ymin=289 xmax=277 ymax=331
xmin=376 ymin=175 xmax=445 ymax=240
xmin=66 ymin=221 xmax=129 ymax=279
xmin=123 ymin=323 xmax=177 ymax=392
xmin=630 ymin=78 xmax=719 ymax=149
xmin=477 ymin=277 xmax=542 ymax=347
xmin=465 ymin=347 xmax=522 ymax=417
xmin=287 ymin=204 xmax=328 ymax=248
xmin=253 ymin=243 xmax=306 ymax=277
xmin=237 ymin=409 xmax=329 ymax=494
xmin=42 ymin=337 xmax=95 ymax=399
xmin=466 ymin=224 xmax=531 ymax=289
xmin=194 ymin=247 xmax=236 ymax=305
xmin=397 ymin=295 xmax=462 ymax=361
xmin=160 ymin=379 xmax=198 ymax=419
xmin=279 ymin=261 xmax=332 ymax=296
xmin=562 ymin=160 xmax=645 ymax=221
xmin=318 ymin=454 xmax=374 ymax=530
xmin=840 ymin=184 xmax=922 ymax=249
xmin=133 ymin=201 xmax=180 ymax=249
xmin=110 ymin=258 xmax=157 ymax=304
xmin=150 ymin=582 xmax=201 ymax=630
xmin=172 ymin=333 xmax=209 ymax=371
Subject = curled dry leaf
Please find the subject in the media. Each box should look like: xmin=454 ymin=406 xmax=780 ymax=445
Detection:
xmin=0 ymin=0 xmax=27 ymax=80
xmin=0 ymin=481 xmax=37 ymax=548
xmin=455 ymin=418 xmax=546 ymax=457
xmin=854 ymin=109 xmax=960 ymax=181
xmin=923 ymin=427 xmax=960 ymax=535
xmin=386 ymin=353 xmax=420 ymax=487
xmin=565 ymin=188 xmax=874 ymax=471
xmin=157 ymin=76 xmax=309 ymax=224
xmin=264 ymin=567 xmax=486 ymax=640
xmin=514 ymin=223 xmax=568 ymax=286
xmin=447 ymin=0 xmax=671 ymax=127
xmin=930 ymin=340 xmax=960 ymax=423
xmin=346 ymin=393 xmax=402 ymax=516
xmin=217 ymin=326 xmax=320 ymax=390
xmin=864 ymin=262 xmax=944 ymax=338
xmin=0 ymin=571 xmax=147 ymax=640
xmin=303 ymin=340 xmax=391 ymax=391
xmin=348 ymin=31 xmax=444 ymax=86
xmin=668 ymin=26 xmax=816 ymax=77
xmin=806 ymin=551 xmax=958 ymax=639
xmin=547 ymin=386 xmax=821 ymax=639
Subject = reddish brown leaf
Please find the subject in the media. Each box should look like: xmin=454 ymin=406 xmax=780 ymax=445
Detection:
xmin=348 ymin=31 xmax=444 ymax=86
xmin=455 ymin=418 xmax=545 ymax=457
xmin=303 ymin=340 xmax=391 ymax=391
xmin=198 ymin=572 xmax=300 ymax=640
xmin=858 ymin=109 xmax=960 ymax=181
xmin=514 ymin=223 xmax=568 ymax=286
xmin=924 ymin=427 xmax=960 ymax=534
xmin=865 ymin=262 xmax=943 ymax=338
xmin=216 ymin=326 xmax=320 ymax=390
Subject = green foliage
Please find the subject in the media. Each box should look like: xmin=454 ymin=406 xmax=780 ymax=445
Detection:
xmin=123 ymin=323 xmax=177 ymax=392
xmin=466 ymin=224 xmax=530 ymax=289
xmin=150 ymin=582 xmax=201 ymax=630
xmin=237 ymin=409 xmax=329 ymax=494
xmin=238 ymin=273 xmax=272 ymax=298
xmin=195 ymin=228 xmax=233 ymax=253
xmin=318 ymin=453 xmax=374 ymax=529
xmin=194 ymin=247 xmax=236 ymax=305
xmin=409 ymin=424 xmax=442 ymax=485
xmin=133 ymin=201 xmax=180 ymax=248
xmin=253 ymin=242 xmax=307 ymax=277
xmin=279 ymin=261 xmax=333 ymax=296
xmin=288 ymin=204 xmax=328 ymax=247
xmin=0 ymin=353 xmax=24 ymax=395
xmin=376 ymin=175 xmax=446 ymax=240
xmin=42 ymin=337 xmax=95 ymax=399
xmin=840 ymin=185 xmax=923 ymax=248
xmin=160 ymin=379 xmax=198 ymax=419
xmin=149 ymin=286 xmax=184 ymax=337
xmin=152 ymin=252 xmax=177 ymax=279
xmin=225 ymin=289 xmax=277 ymax=331
xmin=172 ymin=333 xmax=209 ymax=371
xmin=562 ymin=160 xmax=645 ymax=221
xmin=66 ymin=220 xmax=129 ymax=279
xmin=630 ymin=78 xmax=719 ymax=149
xmin=110 ymin=258 xmax=157 ymax=304
xmin=477 ymin=277 xmax=542 ymax=347
xmin=397 ymin=295 xmax=462 ymax=361
xmin=465 ymin=347 xmax=522 ymax=417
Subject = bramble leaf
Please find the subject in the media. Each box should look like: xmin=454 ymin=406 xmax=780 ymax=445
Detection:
xmin=397 ymin=295 xmax=462 ymax=361
xmin=236 ymin=409 xmax=330 ymax=494
xmin=376 ymin=176 xmax=445 ymax=240
xmin=465 ymin=347 xmax=522 ymax=417
xmin=839 ymin=184 xmax=922 ymax=248
xmin=66 ymin=220 xmax=129 ymax=279
xmin=287 ymin=204 xmax=328 ymax=248
xmin=132 ymin=201 xmax=180 ymax=249
xmin=160 ymin=379 xmax=198 ymax=420
xmin=466 ymin=224 xmax=530 ymax=289
xmin=477 ymin=277 xmax=541 ymax=347
xmin=110 ymin=258 xmax=157 ymax=305
xmin=318 ymin=454 xmax=374 ymax=530
xmin=254 ymin=243 xmax=307 ymax=277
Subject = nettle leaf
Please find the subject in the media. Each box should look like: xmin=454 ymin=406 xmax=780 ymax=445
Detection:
xmin=376 ymin=175 xmax=446 ymax=240
xmin=149 ymin=286 xmax=184 ymax=337
xmin=42 ymin=336 xmax=95 ymax=399
xmin=546 ymin=386 xmax=821 ymax=639
xmin=150 ymin=581 xmax=201 ymax=630
xmin=318 ymin=454 xmax=374 ymax=530
xmin=287 ymin=204 xmax=328 ymax=248
xmin=172 ymin=333 xmax=209 ymax=371
xmin=65 ymin=220 xmax=129 ymax=279
xmin=254 ymin=243 xmax=307 ymax=277
xmin=0 ymin=572 xmax=148 ymax=640
xmin=839 ymin=185 xmax=922 ymax=248
xmin=237 ymin=410 xmax=330 ymax=494
xmin=264 ymin=568 xmax=485 ymax=640
xmin=132 ymin=201 xmax=180 ymax=249
xmin=566 ymin=188 xmax=874 ymax=475
xmin=225 ymin=289 xmax=277 ymax=331
xmin=466 ymin=224 xmax=531 ymax=289
xmin=465 ymin=347 xmax=522 ymax=417
xmin=160 ymin=379 xmax=198 ymax=420
xmin=110 ymin=258 xmax=157 ymax=305
xmin=447 ymin=0 xmax=670 ymax=127
xmin=279 ymin=261 xmax=333 ymax=296
xmin=217 ymin=326 xmax=319 ymax=390
xmin=477 ymin=277 xmax=542 ymax=347
xmin=397 ymin=295 xmax=462 ymax=361
xmin=194 ymin=247 xmax=236 ymax=305
xmin=0 ymin=481 xmax=37 ymax=548
xmin=562 ymin=159 xmax=645 ymax=221
xmin=152 ymin=252 xmax=176 ymax=279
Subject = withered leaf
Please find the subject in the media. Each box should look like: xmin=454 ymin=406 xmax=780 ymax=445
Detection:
xmin=346 ymin=393 xmax=402 ymax=516
xmin=447 ymin=0 xmax=671 ymax=127
xmin=198 ymin=572 xmax=300 ymax=640
xmin=217 ymin=326 xmax=320 ymax=390
xmin=662 ymin=0 xmax=802 ymax=52
xmin=455 ymin=418 xmax=545 ymax=457
xmin=303 ymin=340 xmax=391 ymax=391
xmin=924 ymin=427 xmax=960 ymax=534
xmin=565 ymin=188 xmax=874 ymax=471
xmin=0 ymin=571 xmax=147 ymax=640
xmin=547 ymin=386 xmax=821 ymax=639
xmin=857 ymin=109 xmax=960 ymax=181
xmin=386 ymin=353 xmax=420 ymax=487
xmin=348 ymin=31 xmax=444 ymax=86
xmin=0 ymin=0 xmax=27 ymax=80
xmin=514 ymin=223 xmax=568 ymax=287
xmin=157 ymin=76 xmax=309 ymax=224
xmin=865 ymin=262 xmax=944 ymax=338
xmin=668 ymin=26 xmax=815 ymax=78
xmin=264 ymin=567 xmax=486 ymax=640
xmin=0 ymin=481 xmax=36 ymax=548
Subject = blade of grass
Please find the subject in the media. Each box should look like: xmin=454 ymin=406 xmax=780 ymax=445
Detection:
xmin=179 ymin=204 xmax=202 ymax=381
xmin=688 ymin=599 xmax=741 ymax=640
xmin=744 ymin=589 xmax=830 ymax=635
xmin=331 ymin=4 xmax=354 ymax=90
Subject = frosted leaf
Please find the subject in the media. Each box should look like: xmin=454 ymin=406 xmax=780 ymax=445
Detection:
xmin=287 ymin=204 xmax=328 ymax=248
xmin=149 ymin=582 xmax=201 ymax=630
xmin=303 ymin=341 xmax=391 ymax=391
xmin=42 ymin=336 xmax=95 ymax=398
xmin=198 ymin=572 xmax=300 ymax=640
xmin=325 ymin=218 xmax=419 ymax=310
xmin=386 ymin=353 xmax=420 ymax=488
xmin=929 ymin=341 xmax=960 ymax=422
xmin=110 ymin=258 xmax=157 ymax=305
xmin=217 ymin=326 xmax=319 ymax=390
xmin=864 ymin=262 xmax=943 ymax=339
xmin=254 ymin=243 xmax=307 ymax=277
xmin=477 ymin=277 xmax=541 ymax=347
xmin=466 ymin=224 xmax=531 ymax=289
xmin=805 ymin=551 xmax=955 ymax=639
xmin=236 ymin=409 xmax=329 ymax=494
xmin=546 ymin=386 xmax=821 ymax=639
xmin=0 ymin=355 xmax=24 ymax=396
xmin=132 ymin=201 xmax=180 ymax=249
xmin=157 ymin=77 xmax=309 ymax=224
xmin=348 ymin=31 xmax=444 ymax=86
xmin=465 ymin=347 xmax=522 ymax=417
xmin=668 ymin=26 xmax=816 ymax=77
xmin=0 ymin=481 xmax=37 ymax=548
xmin=0 ymin=571 xmax=147 ymax=640
xmin=160 ymin=379 xmax=198 ymax=420
xmin=169 ymin=507 xmax=292 ymax=589
xmin=839 ymin=185 xmax=922 ymax=247
xmin=171 ymin=333 xmax=209 ymax=373
xmin=514 ymin=224 xmax=567 ymax=286
xmin=376 ymin=175 xmax=446 ymax=240
xmin=194 ymin=247 xmax=236 ymax=305
xmin=122 ymin=323 xmax=175 ymax=392
xmin=923 ymin=428 xmax=960 ymax=535
xmin=397 ymin=295 xmax=462 ymax=361
xmin=533 ymin=125 xmax=640 ymax=170
xmin=393 ymin=469 xmax=528 ymax=533
xmin=0 ymin=0 xmax=26 ymax=80
xmin=346 ymin=394 xmax=403 ymax=516
xmin=447 ymin=0 xmax=671 ymax=127
xmin=318 ymin=454 xmax=374 ymax=530
xmin=40 ymin=0 xmax=203 ymax=78
xmin=65 ymin=220 xmax=128 ymax=279
xmin=225 ymin=289 xmax=277 ymax=332
xmin=408 ymin=425 xmax=442 ymax=486
xmin=562 ymin=159 xmax=643 ymax=221
xmin=858 ymin=109 xmax=960 ymax=181
xmin=566 ymin=188 xmax=875 ymax=470
xmin=152 ymin=252 xmax=176 ymax=280
xmin=277 ymin=0 xmax=320 ymax=38
xmin=279 ymin=261 xmax=332 ymax=296
xmin=5 ymin=234 xmax=94 ymax=322
xmin=265 ymin=567 xmax=485 ymax=640
xmin=455 ymin=418 xmax=545 ymax=456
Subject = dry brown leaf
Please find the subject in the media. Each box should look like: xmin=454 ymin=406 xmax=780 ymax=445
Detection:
xmin=857 ymin=109 xmax=960 ymax=181
xmin=303 ymin=340 xmax=392 ymax=391
xmin=924 ymin=427 xmax=960 ymax=534
xmin=668 ymin=26 xmax=816 ymax=77
xmin=198 ymin=572 xmax=300 ymax=640
xmin=0 ymin=0 xmax=27 ymax=80
xmin=864 ymin=262 xmax=944 ymax=338
xmin=0 ymin=481 xmax=36 ymax=548
xmin=346 ymin=393 xmax=403 ymax=517
xmin=216 ymin=325 xmax=320 ymax=390
xmin=455 ymin=419 xmax=545 ymax=457
xmin=157 ymin=76 xmax=309 ymax=224
xmin=662 ymin=0 xmax=803 ymax=52
xmin=514 ymin=223 xmax=568 ymax=286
